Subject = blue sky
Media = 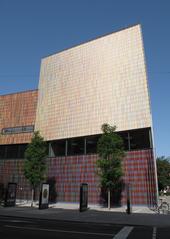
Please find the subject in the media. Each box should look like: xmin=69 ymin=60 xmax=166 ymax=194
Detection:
xmin=0 ymin=0 xmax=169 ymax=157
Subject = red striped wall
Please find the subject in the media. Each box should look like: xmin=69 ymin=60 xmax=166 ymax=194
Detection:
xmin=0 ymin=149 xmax=157 ymax=206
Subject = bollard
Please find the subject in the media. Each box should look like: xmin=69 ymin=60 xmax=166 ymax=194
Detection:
xmin=127 ymin=199 xmax=131 ymax=214
xmin=126 ymin=183 xmax=132 ymax=214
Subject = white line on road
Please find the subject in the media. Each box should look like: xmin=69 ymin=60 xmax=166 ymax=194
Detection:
xmin=4 ymin=225 xmax=113 ymax=237
xmin=152 ymin=227 xmax=157 ymax=239
xmin=113 ymin=226 xmax=134 ymax=239
xmin=0 ymin=219 xmax=33 ymax=223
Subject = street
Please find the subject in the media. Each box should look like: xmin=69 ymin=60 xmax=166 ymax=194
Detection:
xmin=0 ymin=215 xmax=170 ymax=239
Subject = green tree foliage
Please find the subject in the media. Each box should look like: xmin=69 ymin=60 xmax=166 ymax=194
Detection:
xmin=157 ymin=156 xmax=170 ymax=191
xmin=24 ymin=131 xmax=47 ymax=205
xmin=97 ymin=124 xmax=125 ymax=208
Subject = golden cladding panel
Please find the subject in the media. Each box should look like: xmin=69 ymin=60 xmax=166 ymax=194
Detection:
xmin=0 ymin=90 xmax=38 ymax=144
xmin=35 ymin=25 xmax=152 ymax=140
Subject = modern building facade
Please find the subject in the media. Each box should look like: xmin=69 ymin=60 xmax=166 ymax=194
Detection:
xmin=0 ymin=24 xmax=158 ymax=205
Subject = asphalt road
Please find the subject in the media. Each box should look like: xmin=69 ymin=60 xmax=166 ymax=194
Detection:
xmin=0 ymin=215 xmax=170 ymax=239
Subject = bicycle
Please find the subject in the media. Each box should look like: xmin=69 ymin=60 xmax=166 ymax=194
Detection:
xmin=153 ymin=198 xmax=169 ymax=214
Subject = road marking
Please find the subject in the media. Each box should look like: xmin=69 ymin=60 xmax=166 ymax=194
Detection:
xmin=0 ymin=219 xmax=34 ymax=224
xmin=4 ymin=225 xmax=113 ymax=237
xmin=113 ymin=226 xmax=134 ymax=239
xmin=152 ymin=227 xmax=157 ymax=239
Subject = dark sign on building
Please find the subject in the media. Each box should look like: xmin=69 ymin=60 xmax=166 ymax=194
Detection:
xmin=4 ymin=183 xmax=17 ymax=207
xmin=39 ymin=183 xmax=49 ymax=209
xmin=79 ymin=183 xmax=88 ymax=212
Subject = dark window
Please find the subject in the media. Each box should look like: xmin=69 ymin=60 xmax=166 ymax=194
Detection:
xmin=129 ymin=128 xmax=150 ymax=150
xmin=0 ymin=145 xmax=6 ymax=159
xmin=50 ymin=140 xmax=65 ymax=157
xmin=86 ymin=135 xmax=100 ymax=154
xmin=45 ymin=128 xmax=151 ymax=158
xmin=6 ymin=145 xmax=19 ymax=159
xmin=18 ymin=144 xmax=27 ymax=158
xmin=68 ymin=137 xmax=84 ymax=156
xmin=117 ymin=131 xmax=129 ymax=151
xmin=2 ymin=125 xmax=34 ymax=135
xmin=0 ymin=144 xmax=27 ymax=159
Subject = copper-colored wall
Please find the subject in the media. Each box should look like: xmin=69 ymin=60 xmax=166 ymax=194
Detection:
xmin=0 ymin=90 xmax=38 ymax=144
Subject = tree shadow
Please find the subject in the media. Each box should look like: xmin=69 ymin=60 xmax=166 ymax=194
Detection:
xmin=100 ymin=181 xmax=124 ymax=207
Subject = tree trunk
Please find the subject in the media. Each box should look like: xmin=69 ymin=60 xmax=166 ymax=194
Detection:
xmin=31 ymin=188 xmax=34 ymax=207
xmin=108 ymin=189 xmax=111 ymax=209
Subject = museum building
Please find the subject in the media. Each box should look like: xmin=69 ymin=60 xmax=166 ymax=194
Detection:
xmin=0 ymin=24 xmax=158 ymax=205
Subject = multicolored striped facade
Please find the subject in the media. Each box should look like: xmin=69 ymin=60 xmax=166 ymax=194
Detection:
xmin=0 ymin=24 xmax=158 ymax=205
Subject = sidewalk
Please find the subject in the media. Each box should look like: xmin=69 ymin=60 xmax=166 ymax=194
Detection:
xmin=1 ymin=202 xmax=170 ymax=227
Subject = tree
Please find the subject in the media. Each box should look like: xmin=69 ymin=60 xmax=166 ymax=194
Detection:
xmin=97 ymin=123 xmax=125 ymax=209
xmin=157 ymin=156 xmax=170 ymax=192
xmin=24 ymin=131 xmax=47 ymax=206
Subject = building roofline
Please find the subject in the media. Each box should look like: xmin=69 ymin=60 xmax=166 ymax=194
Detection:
xmin=42 ymin=23 xmax=141 ymax=59
xmin=0 ymin=89 xmax=38 ymax=97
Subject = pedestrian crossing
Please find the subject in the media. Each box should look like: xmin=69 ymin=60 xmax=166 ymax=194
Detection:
xmin=113 ymin=226 xmax=134 ymax=238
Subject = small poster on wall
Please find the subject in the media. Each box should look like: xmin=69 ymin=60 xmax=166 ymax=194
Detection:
xmin=4 ymin=183 xmax=17 ymax=207
xmin=39 ymin=183 xmax=49 ymax=209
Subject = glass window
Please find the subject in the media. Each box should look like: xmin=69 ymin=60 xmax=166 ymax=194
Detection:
xmin=0 ymin=144 xmax=27 ymax=159
xmin=129 ymin=128 xmax=150 ymax=150
xmin=68 ymin=137 xmax=84 ymax=156
xmin=18 ymin=144 xmax=27 ymax=158
xmin=0 ymin=145 xmax=6 ymax=159
xmin=117 ymin=131 xmax=129 ymax=151
xmin=51 ymin=140 xmax=66 ymax=157
xmin=6 ymin=145 xmax=18 ymax=159
xmin=86 ymin=135 xmax=100 ymax=154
